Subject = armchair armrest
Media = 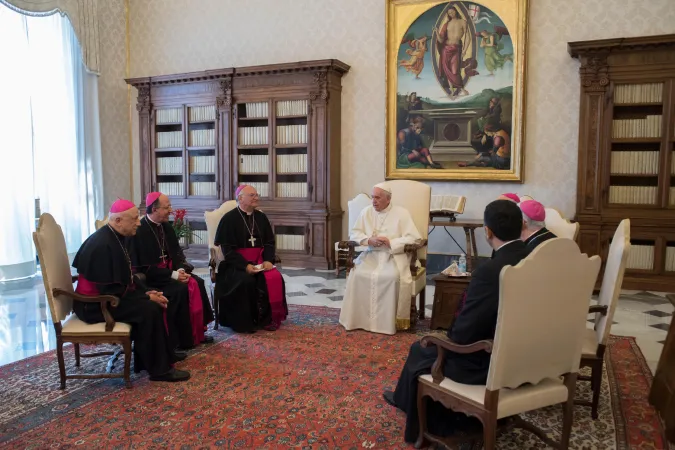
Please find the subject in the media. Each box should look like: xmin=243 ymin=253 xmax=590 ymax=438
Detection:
xmin=405 ymin=239 xmax=428 ymax=276
xmin=209 ymin=245 xmax=221 ymax=283
xmin=420 ymin=334 xmax=494 ymax=383
xmin=183 ymin=261 xmax=195 ymax=274
xmin=52 ymin=288 xmax=120 ymax=332
xmin=338 ymin=241 xmax=359 ymax=275
xmin=588 ymin=305 xmax=608 ymax=315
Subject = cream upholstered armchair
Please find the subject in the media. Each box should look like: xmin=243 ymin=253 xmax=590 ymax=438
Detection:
xmin=576 ymin=219 xmax=630 ymax=419
xmin=205 ymin=200 xmax=237 ymax=329
xmin=335 ymin=193 xmax=372 ymax=276
xmin=340 ymin=180 xmax=431 ymax=325
xmin=94 ymin=216 xmax=108 ymax=230
xmin=545 ymin=208 xmax=579 ymax=240
xmin=415 ymin=238 xmax=601 ymax=449
xmin=33 ymin=214 xmax=132 ymax=389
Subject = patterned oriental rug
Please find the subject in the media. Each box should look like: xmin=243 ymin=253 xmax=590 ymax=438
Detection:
xmin=0 ymin=305 xmax=670 ymax=449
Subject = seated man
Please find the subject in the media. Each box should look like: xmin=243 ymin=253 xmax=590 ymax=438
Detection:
xmin=213 ymin=185 xmax=287 ymax=332
xmin=72 ymin=199 xmax=190 ymax=382
xmin=131 ymin=192 xmax=214 ymax=348
xmin=383 ymin=199 xmax=528 ymax=442
xmin=519 ymin=199 xmax=556 ymax=253
xmin=339 ymin=182 xmax=422 ymax=335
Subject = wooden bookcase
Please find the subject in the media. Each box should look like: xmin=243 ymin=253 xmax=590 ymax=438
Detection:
xmin=569 ymin=34 xmax=675 ymax=291
xmin=127 ymin=60 xmax=350 ymax=268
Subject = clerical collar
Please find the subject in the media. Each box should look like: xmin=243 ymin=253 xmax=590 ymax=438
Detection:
xmin=238 ymin=206 xmax=254 ymax=216
xmin=495 ymin=240 xmax=519 ymax=252
xmin=145 ymin=215 xmax=162 ymax=226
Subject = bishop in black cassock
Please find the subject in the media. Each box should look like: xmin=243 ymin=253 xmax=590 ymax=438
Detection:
xmin=130 ymin=192 xmax=214 ymax=349
xmin=519 ymin=199 xmax=557 ymax=254
xmin=214 ymin=185 xmax=288 ymax=333
xmin=72 ymin=199 xmax=189 ymax=382
xmin=384 ymin=200 xmax=528 ymax=442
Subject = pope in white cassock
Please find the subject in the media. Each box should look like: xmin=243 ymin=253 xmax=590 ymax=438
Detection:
xmin=339 ymin=182 xmax=422 ymax=335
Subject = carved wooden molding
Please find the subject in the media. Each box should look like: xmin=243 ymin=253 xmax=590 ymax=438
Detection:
xmin=136 ymin=86 xmax=151 ymax=113
xmin=568 ymin=34 xmax=675 ymax=57
xmin=216 ymin=77 xmax=233 ymax=110
xmin=310 ymin=70 xmax=329 ymax=101
xmin=579 ymin=54 xmax=610 ymax=92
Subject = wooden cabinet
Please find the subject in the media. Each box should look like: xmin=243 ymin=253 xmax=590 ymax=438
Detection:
xmin=568 ymin=35 xmax=675 ymax=291
xmin=127 ymin=60 xmax=350 ymax=268
xmin=430 ymin=275 xmax=470 ymax=330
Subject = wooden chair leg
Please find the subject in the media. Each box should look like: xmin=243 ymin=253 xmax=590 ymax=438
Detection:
xmin=123 ymin=338 xmax=132 ymax=389
xmin=56 ymin=339 xmax=67 ymax=390
xmin=418 ymin=287 xmax=426 ymax=320
xmin=560 ymin=373 xmax=577 ymax=449
xmin=74 ymin=343 xmax=81 ymax=367
xmin=414 ymin=387 xmax=427 ymax=449
xmin=483 ymin=417 xmax=498 ymax=450
xmin=591 ymin=361 xmax=603 ymax=420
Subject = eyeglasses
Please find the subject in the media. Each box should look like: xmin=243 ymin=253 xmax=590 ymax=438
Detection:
xmin=242 ymin=193 xmax=259 ymax=198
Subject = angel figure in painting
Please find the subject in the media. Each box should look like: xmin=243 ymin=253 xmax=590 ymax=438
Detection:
xmin=399 ymin=35 xmax=428 ymax=79
xmin=478 ymin=26 xmax=513 ymax=76
xmin=433 ymin=6 xmax=478 ymax=98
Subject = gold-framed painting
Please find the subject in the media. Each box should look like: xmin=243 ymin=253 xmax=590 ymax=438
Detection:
xmin=386 ymin=0 xmax=529 ymax=182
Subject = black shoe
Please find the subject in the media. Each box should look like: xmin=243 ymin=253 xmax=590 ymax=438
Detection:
xmin=172 ymin=350 xmax=188 ymax=362
xmin=149 ymin=368 xmax=191 ymax=382
xmin=383 ymin=390 xmax=397 ymax=408
xmin=201 ymin=336 xmax=214 ymax=344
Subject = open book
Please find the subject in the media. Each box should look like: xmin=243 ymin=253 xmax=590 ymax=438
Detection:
xmin=430 ymin=195 xmax=466 ymax=215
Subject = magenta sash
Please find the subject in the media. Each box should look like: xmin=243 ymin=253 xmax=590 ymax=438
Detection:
xmin=158 ymin=260 xmax=204 ymax=346
xmin=237 ymin=248 xmax=286 ymax=326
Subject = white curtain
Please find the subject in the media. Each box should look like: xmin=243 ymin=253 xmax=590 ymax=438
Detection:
xmin=0 ymin=4 xmax=103 ymax=281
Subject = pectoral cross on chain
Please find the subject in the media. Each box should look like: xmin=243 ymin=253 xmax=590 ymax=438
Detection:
xmin=248 ymin=235 xmax=257 ymax=246
xmin=159 ymin=252 xmax=167 ymax=262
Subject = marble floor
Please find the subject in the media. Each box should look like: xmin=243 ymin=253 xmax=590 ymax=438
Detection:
xmin=1 ymin=266 xmax=671 ymax=374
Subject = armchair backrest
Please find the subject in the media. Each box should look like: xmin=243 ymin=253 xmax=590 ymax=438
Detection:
xmin=347 ymin=193 xmax=372 ymax=235
xmin=386 ymin=180 xmax=431 ymax=260
xmin=544 ymin=208 xmax=579 ymax=240
xmin=32 ymin=213 xmax=75 ymax=324
xmin=486 ymin=238 xmax=601 ymax=391
xmin=594 ymin=219 xmax=630 ymax=347
xmin=95 ymin=216 xmax=108 ymax=230
xmin=205 ymin=200 xmax=237 ymax=248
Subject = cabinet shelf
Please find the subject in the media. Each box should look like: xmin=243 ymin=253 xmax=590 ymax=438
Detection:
xmin=238 ymin=116 xmax=269 ymax=121
xmin=238 ymin=144 xmax=269 ymax=149
xmin=611 ymin=138 xmax=662 ymax=143
xmin=276 ymin=114 xmax=307 ymax=119
xmin=187 ymin=146 xmax=215 ymax=151
xmin=614 ymin=102 xmax=662 ymax=107
xmin=155 ymin=147 xmax=184 ymax=152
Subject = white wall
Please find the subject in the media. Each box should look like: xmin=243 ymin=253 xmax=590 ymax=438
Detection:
xmin=97 ymin=0 xmax=675 ymax=255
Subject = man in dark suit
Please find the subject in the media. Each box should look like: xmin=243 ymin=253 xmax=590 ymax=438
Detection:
xmin=520 ymin=199 xmax=556 ymax=254
xmin=383 ymin=199 xmax=529 ymax=443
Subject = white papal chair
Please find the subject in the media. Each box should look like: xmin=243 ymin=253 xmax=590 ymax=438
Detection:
xmin=34 ymin=213 xmax=132 ymax=389
xmin=545 ymin=208 xmax=579 ymax=240
xmin=205 ymin=200 xmax=238 ymax=329
xmin=576 ymin=219 xmax=630 ymax=419
xmin=415 ymin=238 xmax=601 ymax=449
xmin=335 ymin=193 xmax=372 ymax=276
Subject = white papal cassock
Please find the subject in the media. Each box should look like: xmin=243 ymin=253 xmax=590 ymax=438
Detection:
xmin=339 ymin=203 xmax=422 ymax=335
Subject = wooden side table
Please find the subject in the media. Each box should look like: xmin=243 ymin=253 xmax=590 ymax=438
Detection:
xmin=649 ymin=293 xmax=675 ymax=444
xmin=428 ymin=218 xmax=483 ymax=272
xmin=430 ymin=274 xmax=471 ymax=330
